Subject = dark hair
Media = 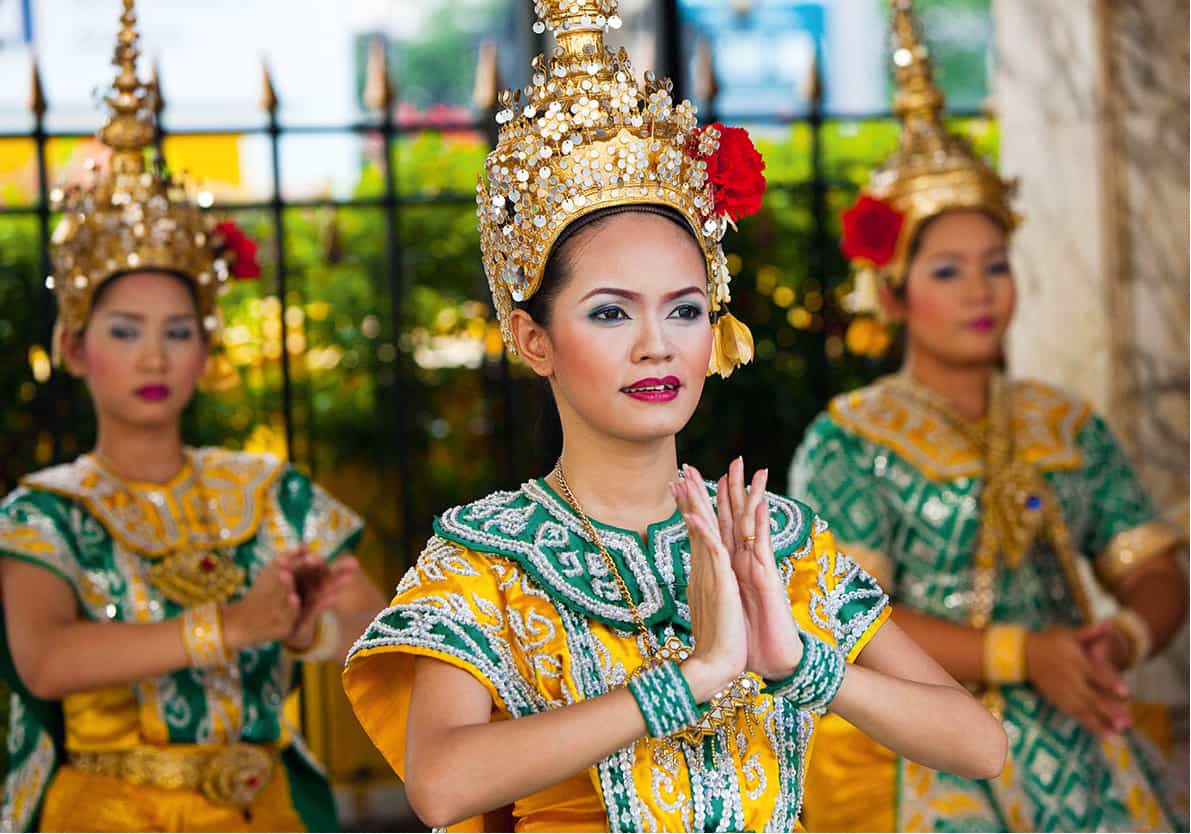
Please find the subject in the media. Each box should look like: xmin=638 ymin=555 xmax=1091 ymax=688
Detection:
xmin=85 ymin=270 xmax=205 ymax=334
xmin=518 ymin=205 xmax=700 ymax=464
xmin=518 ymin=204 xmax=697 ymax=327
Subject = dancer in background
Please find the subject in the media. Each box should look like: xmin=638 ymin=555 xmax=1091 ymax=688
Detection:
xmin=342 ymin=2 xmax=1006 ymax=831
xmin=790 ymin=1 xmax=1187 ymax=830
xmin=0 ymin=3 xmax=386 ymax=830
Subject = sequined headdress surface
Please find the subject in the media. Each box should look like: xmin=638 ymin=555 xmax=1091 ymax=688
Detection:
xmin=477 ymin=0 xmax=767 ymax=376
xmin=48 ymin=0 xmax=257 ymax=363
xmin=840 ymin=0 xmax=1018 ymax=306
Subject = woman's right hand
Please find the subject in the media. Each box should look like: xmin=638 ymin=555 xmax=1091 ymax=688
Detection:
xmin=671 ymin=464 xmax=749 ymax=702
xmin=1025 ymin=626 xmax=1132 ymax=737
xmin=223 ymin=552 xmax=302 ymax=650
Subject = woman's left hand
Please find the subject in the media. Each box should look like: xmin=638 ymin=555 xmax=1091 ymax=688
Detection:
xmin=716 ymin=458 xmax=803 ymax=680
xmin=284 ymin=547 xmax=359 ymax=651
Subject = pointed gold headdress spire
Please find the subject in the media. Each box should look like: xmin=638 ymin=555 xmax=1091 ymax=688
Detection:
xmin=478 ymin=0 xmax=766 ymax=377
xmin=48 ymin=0 xmax=256 ymax=364
xmin=840 ymin=0 xmax=1017 ymax=295
xmin=99 ymin=0 xmax=155 ymax=176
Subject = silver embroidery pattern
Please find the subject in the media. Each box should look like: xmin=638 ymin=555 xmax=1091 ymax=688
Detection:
xmin=742 ymin=752 xmax=767 ymax=801
xmin=349 ymin=599 xmax=545 ymax=717
xmin=0 ymin=490 xmax=81 ymax=591
xmin=446 ymin=482 xmax=672 ymax=625
xmin=379 ymin=489 xmax=822 ymax=832
xmin=436 ymin=482 xmax=810 ymax=633
xmin=807 ymin=520 xmax=890 ymax=657
xmin=21 ymin=449 xmax=283 ymax=555
xmin=0 ymin=729 xmax=53 ymax=834
xmin=300 ymin=478 xmax=365 ymax=558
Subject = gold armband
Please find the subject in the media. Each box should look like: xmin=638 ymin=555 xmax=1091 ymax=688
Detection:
xmin=1095 ymin=522 xmax=1182 ymax=591
xmin=983 ymin=623 xmax=1028 ymax=685
xmin=181 ymin=602 xmax=232 ymax=669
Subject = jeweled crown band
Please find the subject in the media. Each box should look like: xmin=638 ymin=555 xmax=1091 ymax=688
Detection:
xmin=838 ymin=0 xmax=1017 ymax=307
xmin=477 ymin=0 xmax=764 ymax=377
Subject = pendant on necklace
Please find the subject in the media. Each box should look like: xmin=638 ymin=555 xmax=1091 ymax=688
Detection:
xmin=148 ymin=550 xmax=246 ymax=608
xmin=982 ymin=459 xmax=1048 ymax=569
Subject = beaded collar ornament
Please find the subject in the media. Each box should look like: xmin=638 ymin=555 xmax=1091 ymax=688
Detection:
xmin=477 ymin=0 xmax=767 ymax=377
xmin=47 ymin=0 xmax=258 ymax=365
xmin=839 ymin=0 xmax=1019 ymax=313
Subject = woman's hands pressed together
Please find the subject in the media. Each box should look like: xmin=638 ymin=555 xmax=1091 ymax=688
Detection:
xmin=670 ymin=459 xmax=802 ymax=701
xmin=222 ymin=550 xmax=302 ymax=650
xmin=224 ymin=545 xmax=363 ymax=653
xmin=716 ymin=458 xmax=803 ymax=680
xmin=285 ymin=546 xmax=361 ymax=652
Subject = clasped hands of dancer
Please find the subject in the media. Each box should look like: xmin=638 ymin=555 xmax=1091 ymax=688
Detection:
xmin=221 ymin=547 xmax=360 ymax=653
xmin=1027 ymin=618 xmax=1134 ymax=737
xmin=671 ymin=458 xmax=806 ymax=704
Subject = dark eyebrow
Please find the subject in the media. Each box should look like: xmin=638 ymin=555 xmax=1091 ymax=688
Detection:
xmin=100 ymin=311 xmax=198 ymax=323
xmin=928 ymin=246 xmax=1008 ymax=260
xmin=580 ymin=287 xmax=640 ymax=302
xmin=579 ymin=285 xmax=706 ymax=303
xmin=663 ymin=285 xmax=706 ymax=301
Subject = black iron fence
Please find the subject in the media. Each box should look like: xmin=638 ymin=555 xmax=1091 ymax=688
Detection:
xmin=0 ymin=5 xmax=993 ymax=582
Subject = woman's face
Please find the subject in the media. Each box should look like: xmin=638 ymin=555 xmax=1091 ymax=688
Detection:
xmin=63 ymin=271 xmax=209 ymax=430
xmin=891 ymin=209 xmax=1015 ymax=368
xmin=512 ymin=212 xmax=712 ymax=445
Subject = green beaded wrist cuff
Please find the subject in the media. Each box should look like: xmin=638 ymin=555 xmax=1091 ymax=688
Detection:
xmin=628 ymin=660 xmax=700 ymax=739
xmin=762 ymin=631 xmax=846 ymax=714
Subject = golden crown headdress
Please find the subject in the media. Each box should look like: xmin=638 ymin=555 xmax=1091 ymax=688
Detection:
xmin=840 ymin=0 xmax=1018 ymax=309
xmin=48 ymin=0 xmax=258 ymax=366
xmin=477 ymin=0 xmax=767 ymax=377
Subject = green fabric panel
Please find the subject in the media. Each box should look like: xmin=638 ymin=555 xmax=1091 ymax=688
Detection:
xmin=789 ymin=413 xmax=895 ymax=553
xmin=835 ymin=572 xmax=886 ymax=635
xmin=276 ymin=468 xmax=316 ymax=543
xmin=0 ymin=604 xmax=63 ymax=832
xmin=282 ymin=745 xmax=339 ymax=833
xmin=274 ymin=467 xmax=363 ymax=562
xmin=0 ymin=490 xmax=85 ymax=596
xmin=1075 ymin=414 xmax=1158 ymax=557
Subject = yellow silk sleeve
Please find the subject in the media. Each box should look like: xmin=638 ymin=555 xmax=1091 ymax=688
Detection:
xmin=787 ymin=517 xmax=891 ymax=662
xmin=343 ymin=537 xmax=571 ymax=831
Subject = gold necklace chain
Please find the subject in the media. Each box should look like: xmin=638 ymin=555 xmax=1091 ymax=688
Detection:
xmin=551 ymin=460 xmax=765 ymax=744
xmin=551 ymin=460 xmax=657 ymax=651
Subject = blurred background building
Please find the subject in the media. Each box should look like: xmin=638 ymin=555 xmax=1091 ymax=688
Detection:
xmin=0 ymin=0 xmax=1184 ymax=828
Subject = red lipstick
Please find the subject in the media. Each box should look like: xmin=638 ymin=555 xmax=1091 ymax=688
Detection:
xmin=621 ymin=376 xmax=681 ymax=402
xmin=135 ymin=385 xmax=171 ymax=402
xmin=967 ymin=317 xmax=996 ymax=333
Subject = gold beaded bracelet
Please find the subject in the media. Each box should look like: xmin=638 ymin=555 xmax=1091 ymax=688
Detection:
xmin=983 ymin=623 xmax=1028 ymax=685
xmin=181 ymin=601 xmax=232 ymax=669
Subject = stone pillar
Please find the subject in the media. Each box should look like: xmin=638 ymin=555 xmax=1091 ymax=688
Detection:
xmin=993 ymin=0 xmax=1189 ymax=738
xmin=996 ymin=0 xmax=1189 ymax=516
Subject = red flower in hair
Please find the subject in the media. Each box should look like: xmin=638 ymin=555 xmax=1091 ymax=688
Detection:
xmin=840 ymin=195 xmax=904 ymax=267
xmin=214 ymin=221 xmax=261 ymax=279
xmin=699 ymin=123 xmax=767 ymax=222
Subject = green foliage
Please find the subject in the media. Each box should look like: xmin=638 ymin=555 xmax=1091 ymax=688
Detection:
xmin=0 ymin=119 xmax=998 ymax=583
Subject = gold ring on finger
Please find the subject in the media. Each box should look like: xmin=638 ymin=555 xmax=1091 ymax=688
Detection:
xmin=743 ymin=535 xmax=757 ymax=543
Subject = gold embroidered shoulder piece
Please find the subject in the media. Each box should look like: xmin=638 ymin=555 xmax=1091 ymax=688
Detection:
xmin=828 ymin=377 xmax=1091 ymax=482
xmin=21 ymin=448 xmax=285 ymax=558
